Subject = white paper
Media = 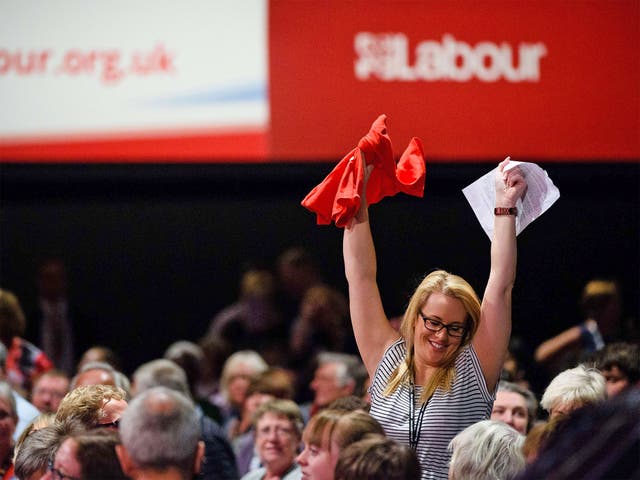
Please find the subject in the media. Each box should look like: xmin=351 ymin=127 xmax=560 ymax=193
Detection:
xmin=462 ymin=158 xmax=560 ymax=239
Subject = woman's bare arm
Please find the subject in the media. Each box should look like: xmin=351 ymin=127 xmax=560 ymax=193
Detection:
xmin=343 ymin=164 xmax=400 ymax=377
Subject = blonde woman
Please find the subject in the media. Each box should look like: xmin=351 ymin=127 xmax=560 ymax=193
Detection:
xmin=343 ymin=158 xmax=527 ymax=479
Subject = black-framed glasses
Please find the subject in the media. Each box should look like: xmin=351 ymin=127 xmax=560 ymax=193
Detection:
xmin=48 ymin=460 xmax=81 ymax=480
xmin=420 ymin=313 xmax=466 ymax=338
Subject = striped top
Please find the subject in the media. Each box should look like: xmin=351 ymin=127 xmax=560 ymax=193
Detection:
xmin=369 ymin=338 xmax=495 ymax=480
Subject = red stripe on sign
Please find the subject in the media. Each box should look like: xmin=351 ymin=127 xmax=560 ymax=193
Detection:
xmin=0 ymin=129 xmax=269 ymax=163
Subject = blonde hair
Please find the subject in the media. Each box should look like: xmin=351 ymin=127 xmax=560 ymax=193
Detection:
xmin=384 ymin=270 xmax=481 ymax=403
xmin=55 ymin=384 xmax=127 ymax=427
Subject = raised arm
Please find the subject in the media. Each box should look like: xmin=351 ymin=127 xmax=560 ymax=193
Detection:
xmin=343 ymin=164 xmax=400 ymax=377
xmin=473 ymin=159 xmax=527 ymax=391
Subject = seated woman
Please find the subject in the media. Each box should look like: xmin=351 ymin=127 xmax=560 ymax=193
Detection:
xmin=241 ymin=399 xmax=303 ymax=480
xmin=296 ymin=408 xmax=384 ymax=480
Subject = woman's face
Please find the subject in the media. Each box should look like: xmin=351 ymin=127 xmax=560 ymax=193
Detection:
xmin=491 ymin=391 xmax=529 ymax=434
xmin=0 ymin=398 xmax=16 ymax=448
xmin=297 ymin=426 xmax=339 ymax=480
xmin=413 ymin=292 xmax=467 ymax=369
xmin=255 ymin=412 xmax=299 ymax=475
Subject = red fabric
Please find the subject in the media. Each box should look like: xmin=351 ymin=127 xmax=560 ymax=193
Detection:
xmin=301 ymin=114 xmax=425 ymax=227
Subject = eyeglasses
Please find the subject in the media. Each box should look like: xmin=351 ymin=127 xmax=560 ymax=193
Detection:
xmin=94 ymin=419 xmax=120 ymax=429
xmin=420 ymin=313 xmax=467 ymax=338
xmin=257 ymin=425 xmax=294 ymax=438
xmin=48 ymin=460 xmax=81 ymax=480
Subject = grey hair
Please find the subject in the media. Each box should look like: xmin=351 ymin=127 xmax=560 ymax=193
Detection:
xmin=497 ymin=381 xmax=539 ymax=431
xmin=119 ymin=386 xmax=201 ymax=473
xmin=14 ymin=425 xmax=60 ymax=479
xmin=71 ymin=361 xmax=131 ymax=398
xmin=0 ymin=381 xmax=17 ymax=419
xmin=448 ymin=420 xmax=525 ymax=480
xmin=252 ymin=399 xmax=304 ymax=439
xmin=540 ymin=364 xmax=606 ymax=413
xmin=316 ymin=352 xmax=362 ymax=388
xmin=219 ymin=350 xmax=268 ymax=397
xmin=132 ymin=359 xmax=191 ymax=399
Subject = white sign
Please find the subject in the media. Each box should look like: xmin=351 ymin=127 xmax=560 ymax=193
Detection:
xmin=0 ymin=0 xmax=267 ymax=140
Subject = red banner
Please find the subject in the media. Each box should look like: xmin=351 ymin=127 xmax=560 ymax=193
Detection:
xmin=268 ymin=0 xmax=639 ymax=162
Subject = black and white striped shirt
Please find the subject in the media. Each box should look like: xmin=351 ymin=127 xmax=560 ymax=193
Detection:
xmin=369 ymin=339 xmax=495 ymax=480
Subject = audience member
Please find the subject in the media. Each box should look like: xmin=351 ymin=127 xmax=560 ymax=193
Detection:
xmin=300 ymin=352 xmax=365 ymax=422
xmin=334 ymin=434 xmax=421 ymax=480
xmin=0 ymin=289 xmax=53 ymax=397
xmin=229 ymin=368 xmax=296 ymax=476
xmin=30 ymin=370 xmax=70 ymax=414
xmin=76 ymin=345 xmax=123 ymax=373
xmin=491 ymin=381 xmax=538 ymax=434
xmin=213 ymin=350 xmax=268 ymax=426
xmin=518 ymin=387 xmax=640 ymax=479
xmin=0 ymin=382 xmax=18 ymax=479
xmin=297 ymin=408 xmax=384 ymax=480
xmin=14 ymin=423 xmax=60 ymax=480
xmin=164 ymin=339 xmax=223 ymax=423
xmin=594 ymin=341 xmax=640 ymax=398
xmin=44 ymin=429 xmax=127 ymax=480
xmin=15 ymin=418 xmax=86 ymax=480
xmin=448 ymin=420 xmax=525 ymax=480
xmin=55 ymin=384 xmax=128 ymax=429
xmin=342 ymin=158 xmax=526 ymax=478
xmin=71 ymin=361 xmax=131 ymax=399
xmin=207 ymin=268 xmax=286 ymax=366
xmin=534 ymin=279 xmax=632 ymax=379
xmin=117 ymin=386 xmax=205 ymax=479
xmin=25 ymin=258 xmax=95 ymax=376
xmin=131 ymin=358 xmax=239 ymax=480
xmin=241 ymin=399 xmax=303 ymax=480
xmin=539 ymin=364 xmax=606 ymax=418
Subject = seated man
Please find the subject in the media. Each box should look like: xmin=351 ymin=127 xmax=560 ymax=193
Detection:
xmin=116 ymin=386 xmax=205 ymax=480
xmin=31 ymin=369 xmax=70 ymax=414
xmin=301 ymin=352 xmax=366 ymax=422
xmin=55 ymin=384 xmax=128 ymax=429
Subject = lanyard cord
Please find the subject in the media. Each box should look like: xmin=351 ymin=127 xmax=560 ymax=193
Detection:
xmin=409 ymin=381 xmax=428 ymax=451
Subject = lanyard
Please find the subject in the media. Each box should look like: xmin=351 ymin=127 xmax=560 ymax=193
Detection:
xmin=409 ymin=381 xmax=428 ymax=451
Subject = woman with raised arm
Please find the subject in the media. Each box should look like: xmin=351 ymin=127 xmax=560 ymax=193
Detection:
xmin=343 ymin=158 xmax=526 ymax=479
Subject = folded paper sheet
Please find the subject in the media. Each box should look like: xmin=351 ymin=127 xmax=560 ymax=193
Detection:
xmin=462 ymin=159 xmax=560 ymax=240
xmin=301 ymin=115 xmax=426 ymax=227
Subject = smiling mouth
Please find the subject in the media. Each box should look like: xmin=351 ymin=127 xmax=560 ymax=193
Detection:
xmin=429 ymin=340 xmax=447 ymax=350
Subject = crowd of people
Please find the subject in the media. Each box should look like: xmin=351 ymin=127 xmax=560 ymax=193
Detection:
xmin=0 ymin=158 xmax=638 ymax=480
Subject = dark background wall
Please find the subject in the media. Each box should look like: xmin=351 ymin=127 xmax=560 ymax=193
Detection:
xmin=0 ymin=161 xmax=638 ymax=382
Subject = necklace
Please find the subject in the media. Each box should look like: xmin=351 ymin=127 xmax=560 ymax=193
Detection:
xmin=408 ymin=381 xmax=428 ymax=451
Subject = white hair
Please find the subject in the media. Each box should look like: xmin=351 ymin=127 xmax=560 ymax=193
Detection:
xmin=448 ymin=420 xmax=525 ymax=480
xmin=540 ymin=364 xmax=606 ymax=412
